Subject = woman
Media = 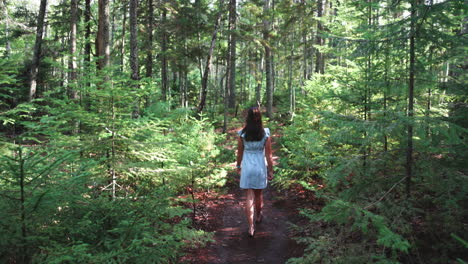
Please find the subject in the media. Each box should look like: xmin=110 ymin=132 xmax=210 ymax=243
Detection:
xmin=236 ymin=106 xmax=274 ymax=237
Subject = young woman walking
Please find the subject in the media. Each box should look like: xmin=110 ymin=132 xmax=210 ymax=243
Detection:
xmin=236 ymin=106 xmax=274 ymax=237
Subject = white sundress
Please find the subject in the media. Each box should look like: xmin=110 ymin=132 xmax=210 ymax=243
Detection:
xmin=237 ymin=128 xmax=270 ymax=189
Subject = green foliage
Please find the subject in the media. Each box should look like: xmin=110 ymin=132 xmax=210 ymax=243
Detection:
xmin=0 ymin=106 xmax=216 ymax=262
xmin=277 ymin=1 xmax=467 ymax=261
xmin=0 ymin=61 xmax=221 ymax=263
xmin=1 ymin=0 xmax=466 ymax=262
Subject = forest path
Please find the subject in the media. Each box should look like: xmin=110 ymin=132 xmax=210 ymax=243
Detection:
xmin=182 ymin=124 xmax=304 ymax=263
xmin=193 ymin=184 xmax=301 ymax=264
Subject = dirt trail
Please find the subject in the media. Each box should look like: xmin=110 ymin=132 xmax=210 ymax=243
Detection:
xmin=183 ymin=182 xmax=302 ymax=264
xmin=208 ymin=187 xmax=301 ymax=263
xmin=182 ymin=126 xmax=304 ymax=264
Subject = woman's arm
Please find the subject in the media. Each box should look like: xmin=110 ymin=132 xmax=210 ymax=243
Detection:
xmin=265 ymin=137 xmax=273 ymax=180
xmin=236 ymin=137 xmax=244 ymax=175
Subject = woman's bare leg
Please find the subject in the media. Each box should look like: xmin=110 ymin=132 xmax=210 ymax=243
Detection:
xmin=254 ymin=189 xmax=263 ymax=222
xmin=245 ymin=189 xmax=255 ymax=235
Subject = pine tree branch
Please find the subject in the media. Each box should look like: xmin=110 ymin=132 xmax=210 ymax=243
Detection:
xmin=364 ymin=176 xmax=407 ymax=210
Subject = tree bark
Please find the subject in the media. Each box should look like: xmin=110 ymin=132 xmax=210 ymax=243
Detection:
xmin=384 ymin=39 xmax=390 ymax=152
xmin=130 ymin=0 xmax=140 ymax=117
xmin=161 ymin=2 xmax=168 ymax=101
xmin=29 ymin=0 xmax=47 ymax=101
xmin=68 ymin=0 xmax=78 ymax=100
xmin=145 ymin=0 xmax=153 ymax=78
xmin=129 ymin=0 xmax=139 ymax=82
xmin=289 ymin=37 xmax=295 ymax=116
xmin=197 ymin=1 xmax=224 ymax=114
xmin=227 ymin=0 xmax=236 ymax=108
xmin=255 ymin=51 xmax=262 ymax=104
xmin=118 ymin=3 xmax=127 ymax=72
xmin=2 ymin=0 xmax=11 ymax=56
xmin=85 ymin=0 xmax=91 ymax=66
xmin=406 ymin=0 xmax=416 ymax=197
xmin=315 ymin=0 xmax=325 ymax=74
xmin=263 ymin=0 xmax=273 ymax=118
xmin=97 ymin=0 xmax=110 ymax=75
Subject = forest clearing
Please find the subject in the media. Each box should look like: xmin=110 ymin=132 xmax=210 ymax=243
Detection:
xmin=0 ymin=0 xmax=466 ymax=263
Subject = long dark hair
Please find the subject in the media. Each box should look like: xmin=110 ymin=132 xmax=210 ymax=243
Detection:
xmin=242 ymin=107 xmax=265 ymax=141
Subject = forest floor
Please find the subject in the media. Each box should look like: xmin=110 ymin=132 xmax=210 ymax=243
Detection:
xmin=181 ymin=180 xmax=306 ymax=264
xmin=180 ymin=123 xmax=316 ymax=263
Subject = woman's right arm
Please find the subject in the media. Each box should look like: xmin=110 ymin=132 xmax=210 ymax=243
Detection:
xmin=236 ymin=137 xmax=244 ymax=175
xmin=265 ymin=137 xmax=273 ymax=180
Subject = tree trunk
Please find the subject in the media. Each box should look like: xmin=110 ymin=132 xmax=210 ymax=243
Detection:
xmin=303 ymin=29 xmax=308 ymax=81
xmin=145 ymin=0 xmax=153 ymax=78
xmin=227 ymin=0 xmax=236 ymax=108
xmin=197 ymin=1 xmax=223 ymax=114
xmin=68 ymin=0 xmax=78 ymax=100
xmin=289 ymin=37 xmax=295 ymax=116
xmin=97 ymin=0 xmax=110 ymax=75
xmin=161 ymin=3 xmax=168 ymax=101
xmin=130 ymin=0 xmax=140 ymax=117
xmin=120 ymin=3 xmax=127 ymax=72
xmin=271 ymin=49 xmax=276 ymax=94
xmin=263 ymin=0 xmax=273 ymax=118
xmin=29 ymin=0 xmax=47 ymax=101
xmin=2 ymin=0 xmax=11 ymax=56
xmin=384 ymin=40 xmax=390 ymax=152
xmin=181 ymin=39 xmax=188 ymax=108
xmin=315 ymin=0 xmax=325 ymax=74
xmin=406 ymin=0 xmax=416 ymax=197
xmin=85 ymin=0 xmax=91 ymax=66
xmin=255 ymin=51 xmax=262 ymax=104
xmin=129 ymin=0 xmax=139 ymax=82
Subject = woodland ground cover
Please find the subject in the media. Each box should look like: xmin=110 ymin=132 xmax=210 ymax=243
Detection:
xmin=1 ymin=0 xmax=466 ymax=263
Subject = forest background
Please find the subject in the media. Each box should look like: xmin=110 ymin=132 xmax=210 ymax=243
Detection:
xmin=0 ymin=0 xmax=466 ymax=263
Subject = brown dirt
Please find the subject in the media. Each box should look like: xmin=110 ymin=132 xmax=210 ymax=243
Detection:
xmin=180 ymin=121 xmax=313 ymax=263
xmin=181 ymin=180 xmax=305 ymax=264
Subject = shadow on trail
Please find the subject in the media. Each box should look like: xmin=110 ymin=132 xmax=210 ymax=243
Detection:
xmin=182 ymin=125 xmax=304 ymax=263
xmin=187 ymin=184 xmax=302 ymax=264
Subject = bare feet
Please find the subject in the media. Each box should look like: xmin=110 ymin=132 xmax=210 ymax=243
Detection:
xmin=255 ymin=212 xmax=263 ymax=223
xmin=248 ymin=225 xmax=255 ymax=237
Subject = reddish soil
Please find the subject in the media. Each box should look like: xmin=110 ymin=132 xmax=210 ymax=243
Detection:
xmin=181 ymin=121 xmax=312 ymax=263
xmin=181 ymin=180 xmax=305 ymax=264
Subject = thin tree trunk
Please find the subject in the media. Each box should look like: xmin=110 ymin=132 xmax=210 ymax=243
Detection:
xmin=255 ymin=51 xmax=262 ymax=104
xmin=120 ymin=2 xmax=127 ymax=72
xmin=60 ymin=36 xmax=65 ymax=88
xmin=214 ymin=56 xmax=219 ymax=107
xmin=363 ymin=0 xmax=372 ymax=168
xmin=111 ymin=7 xmax=116 ymax=55
xmin=181 ymin=39 xmax=188 ymax=107
xmin=302 ymin=24 xmax=308 ymax=81
xmin=69 ymin=0 xmax=78 ymax=100
xmin=130 ymin=0 xmax=140 ymax=117
xmin=384 ymin=40 xmax=390 ymax=152
xmin=223 ymin=64 xmax=229 ymax=132
xmin=129 ymin=0 xmax=139 ymax=82
xmin=263 ymin=0 xmax=273 ymax=118
xmin=406 ymin=0 xmax=416 ymax=197
xmin=197 ymin=1 xmax=224 ymax=114
xmin=85 ymin=0 xmax=91 ymax=65
xmin=271 ymin=49 xmax=276 ymax=94
xmin=289 ymin=44 xmax=294 ymax=116
xmin=97 ymin=0 xmax=110 ymax=74
xmin=29 ymin=0 xmax=47 ymax=101
xmin=227 ymin=0 xmax=236 ymax=108
xmin=18 ymin=149 xmax=28 ymax=263
xmin=161 ymin=3 xmax=168 ymax=101
xmin=2 ymin=0 xmax=11 ymax=56
xmin=426 ymin=44 xmax=434 ymax=137
xmin=315 ymin=0 xmax=324 ymax=74
xmin=145 ymin=0 xmax=153 ymax=78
